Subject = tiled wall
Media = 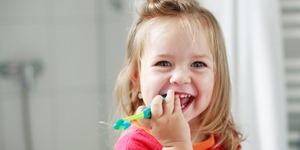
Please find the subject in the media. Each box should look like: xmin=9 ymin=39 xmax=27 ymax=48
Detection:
xmin=0 ymin=0 xmax=131 ymax=150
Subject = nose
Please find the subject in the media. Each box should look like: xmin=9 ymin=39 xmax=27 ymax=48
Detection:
xmin=169 ymin=69 xmax=191 ymax=85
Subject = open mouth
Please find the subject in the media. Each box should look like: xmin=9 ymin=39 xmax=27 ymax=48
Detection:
xmin=178 ymin=94 xmax=194 ymax=110
xmin=161 ymin=93 xmax=194 ymax=110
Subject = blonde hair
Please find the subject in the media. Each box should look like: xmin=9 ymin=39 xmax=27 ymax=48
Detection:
xmin=115 ymin=0 xmax=242 ymax=149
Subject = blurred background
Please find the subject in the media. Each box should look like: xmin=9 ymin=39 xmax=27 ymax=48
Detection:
xmin=0 ymin=0 xmax=299 ymax=150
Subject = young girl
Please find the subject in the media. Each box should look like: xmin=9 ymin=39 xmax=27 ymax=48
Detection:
xmin=114 ymin=0 xmax=242 ymax=149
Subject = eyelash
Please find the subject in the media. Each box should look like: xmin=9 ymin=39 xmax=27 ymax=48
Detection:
xmin=156 ymin=61 xmax=171 ymax=67
xmin=155 ymin=61 xmax=206 ymax=68
xmin=191 ymin=61 xmax=206 ymax=68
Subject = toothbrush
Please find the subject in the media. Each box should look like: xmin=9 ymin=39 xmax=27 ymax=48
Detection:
xmin=114 ymin=95 xmax=166 ymax=130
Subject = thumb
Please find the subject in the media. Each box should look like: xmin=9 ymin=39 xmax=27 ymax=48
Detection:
xmin=135 ymin=105 xmax=147 ymax=114
xmin=135 ymin=106 xmax=151 ymax=129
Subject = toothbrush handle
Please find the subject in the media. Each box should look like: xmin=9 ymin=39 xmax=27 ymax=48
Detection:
xmin=143 ymin=106 xmax=151 ymax=119
xmin=143 ymin=96 xmax=166 ymax=119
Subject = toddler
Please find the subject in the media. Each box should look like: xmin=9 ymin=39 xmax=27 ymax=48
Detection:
xmin=114 ymin=0 xmax=243 ymax=149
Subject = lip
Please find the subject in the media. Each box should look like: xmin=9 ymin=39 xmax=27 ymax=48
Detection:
xmin=161 ymin=91 xmax=195 ymax=97
xmin=177 ymin=94 xmax=194 ymax=112
xmin=161 ymin=91 xmax=195 ymax=112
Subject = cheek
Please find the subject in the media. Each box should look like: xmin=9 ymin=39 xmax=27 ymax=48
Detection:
xmin=202 ymin=87 xmax=213 ymax=106
xmin=204 ymin=77 xmax=214 ymax=102
xmin=139 ymin=68 xmax=161 ymax=106
xmin=197 ymin=73 xmax=214 ymax=91
xmin=196 ymin=75 xmax=214 ymax=107
xmin=139 ymin=69 xmax=150 ymax=105
xmin=140 ymin=70 xmax=169 ymax=106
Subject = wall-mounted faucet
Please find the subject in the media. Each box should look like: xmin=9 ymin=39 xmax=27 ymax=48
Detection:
xmin=0 ymin=60 xmax=43 ymax=150
xmin=0 ymin=60 xmax=43 ymax=89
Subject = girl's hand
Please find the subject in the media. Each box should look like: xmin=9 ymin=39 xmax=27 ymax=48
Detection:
xmin=137 ymin=90 xmax=192 ymax=149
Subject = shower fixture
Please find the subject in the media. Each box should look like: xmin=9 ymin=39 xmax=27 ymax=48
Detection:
xmin=0 ymin=60 xmax=44 ymax=150
xmin=0 ymin=60 xmax=43 ymax=88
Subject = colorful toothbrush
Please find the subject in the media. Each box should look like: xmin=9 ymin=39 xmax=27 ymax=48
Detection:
xmin=114 ymin=95 xmax=166 ymax=130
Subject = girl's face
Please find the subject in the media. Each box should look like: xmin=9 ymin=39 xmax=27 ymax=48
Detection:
xmin=139 ymin=21 xmax=214 ymax=124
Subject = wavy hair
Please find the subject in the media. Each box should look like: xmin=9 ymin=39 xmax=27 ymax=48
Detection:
xmin=115 ymin=0 xmax=243 ymax=149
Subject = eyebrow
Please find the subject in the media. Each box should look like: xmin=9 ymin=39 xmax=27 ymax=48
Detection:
xmin=192 ymin=54 xmax=213 ymax=62
xmin=151 ymin=53 xmax=212 ymax=61
xmin=151 ymin=54 xmax=172 ymax=58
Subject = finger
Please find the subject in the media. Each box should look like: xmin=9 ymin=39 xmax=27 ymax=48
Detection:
xmin=135 ymin=105 xmax=147 ymax=114
xmin=173 ymin=94 xmax=182 ymax=113
xmin=136 ymin=106 xmax=150 ymax=128
xmin=137 ymin=118 xmax=150 ymax=129
xmin=150 ymin=95 xmax=164 ymax=119
xmin=163 ymin=90 xmax=175 ymax=115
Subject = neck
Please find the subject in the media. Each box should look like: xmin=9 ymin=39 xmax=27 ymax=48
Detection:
xmin=190 ymin=130 xmax=208 ymax=143
xmin=188 ymin=117 xmax=209 ymax=143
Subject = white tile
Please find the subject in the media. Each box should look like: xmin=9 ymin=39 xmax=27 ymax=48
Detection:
xmin=53 ymin=0 xmax=96 ymax=17
xmin=0 ymin=89 xmax=21 ymax=101
xmin=102 ymin=0 xmax=132 ymax=89
xmin=0 ymin=93 xmax=26 ymax=150
xmin=0 ymin=78 xmax=21 ymax=93
xmin=0 ymin=22 xmax=48 ymax=60
xmin=29 ymin=94 xmax=59 ymax=150
xmin=56 ymin=92 xmax=100 ymax=150
xmin=0 ymin=91 xmax=5 ymax=149
xmin=0 ymin=0 xmax=49 ymax=17
xmin=0 ymin=21 xmax=59 ymax=91
xmin=0 ymin=86 xmax=102 ymax=150
xmin=53 ymin=20 xmax=98 ymax=88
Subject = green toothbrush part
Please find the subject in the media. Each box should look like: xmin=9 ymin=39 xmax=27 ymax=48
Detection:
xmin=113 ymin=95 xmax=166 ymax=130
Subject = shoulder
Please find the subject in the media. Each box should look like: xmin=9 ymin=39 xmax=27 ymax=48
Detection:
xmin=114 ymin=128 xmax=162 ymax=150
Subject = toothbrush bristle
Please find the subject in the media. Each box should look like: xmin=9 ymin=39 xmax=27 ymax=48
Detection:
xmin=113 ymin=119 xmax=131 ymax=130
xmin=113 ymin=94 xmax=167 ymax=130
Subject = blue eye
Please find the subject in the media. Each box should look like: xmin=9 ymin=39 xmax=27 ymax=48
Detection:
xmin=191 ymin=61 xmax=206 ymax=68
xmin=156 ymin=61 xmax=171 ymax=67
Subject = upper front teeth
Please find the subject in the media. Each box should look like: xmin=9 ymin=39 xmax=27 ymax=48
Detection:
xmin=179 ymin=94 xmax=191 ymax=98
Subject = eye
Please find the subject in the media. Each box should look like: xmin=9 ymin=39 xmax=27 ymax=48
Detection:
xmin=191 ymin=61 xmax=206 ymax=68
xmin=156 ymin=61 xmax=171 ymax=67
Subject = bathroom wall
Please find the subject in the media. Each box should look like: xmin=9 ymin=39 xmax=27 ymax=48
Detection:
xmin=0 ymin=0 xmax=131 ymax=150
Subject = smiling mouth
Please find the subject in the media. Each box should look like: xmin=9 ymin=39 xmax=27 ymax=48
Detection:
xmin=178 ymin=94 xmax=194 ymax=109
xmin=161 ymin=93 xmax=194 ymax=110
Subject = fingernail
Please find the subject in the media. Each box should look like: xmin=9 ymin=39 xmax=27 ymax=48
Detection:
xmin=168 ymin=90 xmax=174 ymax=95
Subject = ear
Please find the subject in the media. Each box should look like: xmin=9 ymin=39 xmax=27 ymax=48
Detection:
xmin=131 ymin=69 xmax=140 ymax=90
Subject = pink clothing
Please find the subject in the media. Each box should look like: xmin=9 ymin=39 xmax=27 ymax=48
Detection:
xmin=114 ymin=127 xmax=221 ymax=150
xmin=115 ymin=128 xmax=162 ymax=150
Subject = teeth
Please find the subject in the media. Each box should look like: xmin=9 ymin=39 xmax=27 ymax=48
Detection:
xmin=178 ymin=94 xmax=193 ymax=109
xmin=179 ymin=94 xmax=191 ymax=98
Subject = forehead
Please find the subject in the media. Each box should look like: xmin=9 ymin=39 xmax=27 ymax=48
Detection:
xmin=144 ymin=17 xmax=211 ymax=54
